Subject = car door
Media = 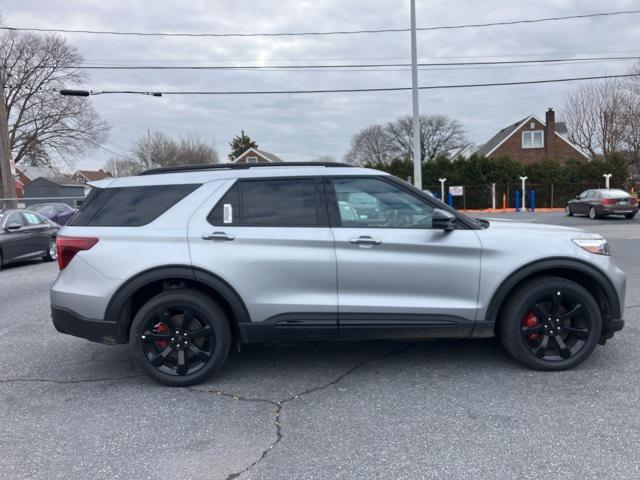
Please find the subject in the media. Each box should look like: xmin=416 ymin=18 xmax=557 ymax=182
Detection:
xmin=21 ymin=211 xmax=51 ymax=254
xmin=1 ymin=213 xmax=30 ymax=262
xmin=188 ymin=177 xmax=338 ymax=341
xmin=327 ymin=176 xmax=482 ymax=340
xmin=578 ymin=190 xmax=594 ymax=214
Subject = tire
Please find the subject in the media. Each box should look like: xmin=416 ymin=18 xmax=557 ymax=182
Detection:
xmin=498 ymin=276 xmax=602 ymax=371
xmin=43 ymin=238 xmax=57 ymax=262
xmin=625 ymin=212 xmax=636 ymax=219
xmin=565 ymin=205 xmax=573 ymax=217
xmin=589 ymin=206 xmax=599 ymax=219
xmin=129 ymin=289 xmax=232 ymax=387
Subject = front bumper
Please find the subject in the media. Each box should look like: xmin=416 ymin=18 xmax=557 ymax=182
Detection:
xmin=51 ymin=307 xmax=119 ymax=344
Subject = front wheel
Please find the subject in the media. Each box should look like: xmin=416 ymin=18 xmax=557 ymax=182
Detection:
xmin=498 ymin=276 xmax=602 ymax=371
xmin=589 ymin=207 xmax=599 ymax=219
xmin=129 ymin=289 xmax=232 ymax=387
xmin=565 ymin=205 xmax=573 ymax=217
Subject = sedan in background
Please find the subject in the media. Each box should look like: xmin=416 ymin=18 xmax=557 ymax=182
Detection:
xmin=566 ymin=188 xmax=639 ymax=219
xmin=29 ymin=202 xmax=77 ymax=225
xmin=0 ymin=209 xmax=59 ymax=269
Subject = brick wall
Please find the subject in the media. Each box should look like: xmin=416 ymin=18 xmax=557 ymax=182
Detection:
xmin=490 ymin=115 xmax=586 ymax=165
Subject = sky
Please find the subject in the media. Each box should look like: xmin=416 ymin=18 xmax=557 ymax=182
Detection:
xmin=2 ymin=0 xmax=640 ymax=170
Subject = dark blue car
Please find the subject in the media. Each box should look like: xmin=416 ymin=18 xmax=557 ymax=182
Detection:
xmin=29 ymin=203 xmax=77 ymax=225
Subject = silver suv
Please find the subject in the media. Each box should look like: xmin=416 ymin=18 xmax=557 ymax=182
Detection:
xmin=51 ymin=163 xmax=626 ymax=386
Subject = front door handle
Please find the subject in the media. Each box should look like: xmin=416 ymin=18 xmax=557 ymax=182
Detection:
xmin=202 ymin=231 xmax=235 ymax=241
xmin=348 ymin=235 xmax=382 ymax=246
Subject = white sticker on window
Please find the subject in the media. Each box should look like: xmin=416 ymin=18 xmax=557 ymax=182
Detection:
xmin=223 ymin=204 xmax=233 ymax=223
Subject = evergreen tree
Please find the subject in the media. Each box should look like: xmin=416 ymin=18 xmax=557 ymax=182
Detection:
xmin=228 ymin=130 xmax=258 ymax=160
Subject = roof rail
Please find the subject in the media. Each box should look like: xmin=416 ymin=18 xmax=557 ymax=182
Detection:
xmin=138 ymin=161 xmax=352 ymax=176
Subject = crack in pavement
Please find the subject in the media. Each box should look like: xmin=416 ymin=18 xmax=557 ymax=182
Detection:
xmin=0 ymin=373 xmax=143 ymax=384
xmin=189 ymin=343 xmax=416 ymax=480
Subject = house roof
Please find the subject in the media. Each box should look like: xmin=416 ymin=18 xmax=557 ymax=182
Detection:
xmin=75 ymin=169 xmax=112 ymax=181
xmin=477 ymin=114 xmax=587 ymax=159
xmin=15 ymin=165 xmax=59 ymax=181
xmin=234 ymin=147 xmax=283 ymax=163
xmin=29 ymin=176 xmax=84 ymax=187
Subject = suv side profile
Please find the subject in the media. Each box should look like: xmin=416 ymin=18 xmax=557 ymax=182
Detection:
xmin=51 ymin=163 xmax=626 ymax=386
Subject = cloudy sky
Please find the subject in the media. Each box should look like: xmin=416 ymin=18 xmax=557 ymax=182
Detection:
xmin=3 ymin=0 xmax=640 ymax=170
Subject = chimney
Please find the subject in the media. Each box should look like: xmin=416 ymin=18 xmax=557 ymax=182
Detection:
xmin=544 ymin=108 xmax=556 ymax=161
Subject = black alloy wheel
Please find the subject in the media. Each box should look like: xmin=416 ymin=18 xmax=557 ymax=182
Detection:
xmin=499 ymin=277 xmax=602 ymax=370
xmin=130 ymin=289 xmax=231 ymax=386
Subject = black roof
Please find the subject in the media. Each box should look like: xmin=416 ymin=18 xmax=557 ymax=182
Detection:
xmin=139 ymin=161 xmax=352 ymax=176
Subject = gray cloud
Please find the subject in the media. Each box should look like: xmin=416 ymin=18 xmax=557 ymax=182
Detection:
xmin=3 ymin=0 xmax=640 ymax=169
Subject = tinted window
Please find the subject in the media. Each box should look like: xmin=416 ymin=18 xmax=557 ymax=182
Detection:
xmin=601 ymin=189 xmax=631 ymax=198
xmin=208 ymin=182 xmax=240 ymax=225
xmin=242 ymin=179 xmax=319 ymax=226
xmin=22 ymin=212 xmax=45 ymax=225
xmin=333 ymin=177 xmax=435 ymax=228
xmin=5 ymin=213 xmax=24 ymax=228
xmin=69 ymin=184 xmax=200 ymax=227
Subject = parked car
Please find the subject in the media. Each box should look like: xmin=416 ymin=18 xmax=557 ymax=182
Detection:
xmin=29 ymin=202 xmax=77 ymax=225
xmin=0 ymin=209 xmax=59 ymax=269
xmin=566 ymin=189 xmax=638 ymax=219
xmin=51 ymin=162 xmax=625 ymax=386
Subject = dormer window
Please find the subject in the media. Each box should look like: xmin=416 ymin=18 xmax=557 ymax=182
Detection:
xmin=522 ymin=130 xmax=543 ymax=149
xmin=247 ymin=156 xmax=258 ymax=163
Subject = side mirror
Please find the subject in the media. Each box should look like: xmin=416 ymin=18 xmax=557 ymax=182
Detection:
xmin=575 ymin=195 xmax=581 ymax=199
xmin=432 ymin=208 xmax=456 ymax=231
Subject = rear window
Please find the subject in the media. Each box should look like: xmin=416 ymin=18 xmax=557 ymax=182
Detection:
xmin=69 ymin=184 xmax=200 ymax=227
xmin=600 ymin=189 xmax=630 ymax=198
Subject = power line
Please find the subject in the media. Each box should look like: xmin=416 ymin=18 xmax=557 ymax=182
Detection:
xmin=3 ymin=10 xmax=639 ymax=38
xmin=73 ymin=73 xmax=637 ymax=96
xmin=64 ymin=56 xmax=640 ymax=71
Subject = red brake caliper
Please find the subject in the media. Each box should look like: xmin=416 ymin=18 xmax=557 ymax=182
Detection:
xmin=523 ymin=313 xmax=540 ymax=340
xmin=153 ymin=321 xmax=170 ymax=349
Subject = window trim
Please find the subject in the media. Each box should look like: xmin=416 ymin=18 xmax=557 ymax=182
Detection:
xmin=325 ymin=175 xmax=478 ymax=230
xmin=522 ymin=130 xmax=544 ymax=149
xmin=246 ymin=156 xmax=259 ymax=163
xmin=207 ymin=176 xmax=329 ymax=228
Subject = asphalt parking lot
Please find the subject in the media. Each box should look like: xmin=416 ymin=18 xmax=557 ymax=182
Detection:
xmin=1 ymin=211 xmax=639 ymax=480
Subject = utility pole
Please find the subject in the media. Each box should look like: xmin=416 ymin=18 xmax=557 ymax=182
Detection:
xmin=410 ymin=0 xmax=422 ymax=189
xmin=0 ymin=89 xmax=17 ymax=209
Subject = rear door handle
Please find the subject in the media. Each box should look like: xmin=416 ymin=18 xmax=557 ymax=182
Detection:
xmin=348 ymin=235 xmax=382 ymax=246
xmin=202 ymin=231 xmax=235 ymax=241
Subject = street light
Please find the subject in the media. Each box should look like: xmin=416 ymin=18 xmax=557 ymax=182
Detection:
xmin=519 ymin=176 xmax=528 ymax=211
xmin=603 ymin=173 xmax=612 ymax=189
xmin=59 ymin=89 xmax=162 ymax=97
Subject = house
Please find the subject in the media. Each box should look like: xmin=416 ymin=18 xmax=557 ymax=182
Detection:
xmin=72 ymin=169 xmax=112 ymax=184
xmin=23 ymin=177 xmax=85 ymax=207
xmin=448 ymin=143 xmax=479 ymax=160
xmin=233 ymin=147 xmax=283 ymax=164
xmin=15 ymin=165 xmax=60 ymax=186
xmin=477 ymin=108 xmax=588 ymax=164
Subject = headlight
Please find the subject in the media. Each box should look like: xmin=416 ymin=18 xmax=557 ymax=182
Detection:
xmin=572 ymin=238 xmax=610 ymax=256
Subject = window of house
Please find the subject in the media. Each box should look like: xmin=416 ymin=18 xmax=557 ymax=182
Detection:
xmin=246 ymin=156 xmax=259 ymax=163
xmin=522 ymin=131 xmax=544 ymax=149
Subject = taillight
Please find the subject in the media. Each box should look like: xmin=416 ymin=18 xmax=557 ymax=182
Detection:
xmin=602 ymin=198 xmax=615 ymax=205
xmin=56 ymin=236 xmax=99 ymax=270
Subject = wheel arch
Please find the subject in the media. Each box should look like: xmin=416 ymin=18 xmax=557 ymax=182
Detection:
xmin=485 ymin=258 xmax=621 ymax=336
xmin=104 ymin=265 xmax=250 ymax=344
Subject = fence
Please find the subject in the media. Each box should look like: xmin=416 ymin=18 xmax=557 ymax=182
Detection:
xmin=426 ymin=182 xmax=631 ymax=210
xmin=0 ymin=196 xmax=85 ymax=210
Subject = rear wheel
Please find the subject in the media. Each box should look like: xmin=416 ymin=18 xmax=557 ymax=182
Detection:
xmin=625 ymin=212 xmax=636 ymax=219
xmin=589 ymin=207 xmax=599 ymax=219
xmin=565 ymin=205 xmax=573 ymax=217
xmin=43 ymin=238 xmax=57 ymax=262
xmin=129 ymin=289 xmax=232 ymax=387
xmin=498 ymin=276 xmax=602 ymax=371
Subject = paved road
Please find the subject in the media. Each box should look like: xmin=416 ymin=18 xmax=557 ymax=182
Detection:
xmin=1 ymin=212 xmax=639 ymax=479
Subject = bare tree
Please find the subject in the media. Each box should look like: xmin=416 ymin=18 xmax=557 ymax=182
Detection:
xmin=103 ymin=157 xmax=143 ymax=177
xmin=1 ymin=31 xmax=110 ymax=167
xmin=131 ymin=131 xmax=219 ymax=169
xmin=344 ymin=125 xmax=394 ymax=165
xmin=385 ymin=114 xmax=466 ymax=161
xmin=563 ymin=80 xmax=626 ymax=158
